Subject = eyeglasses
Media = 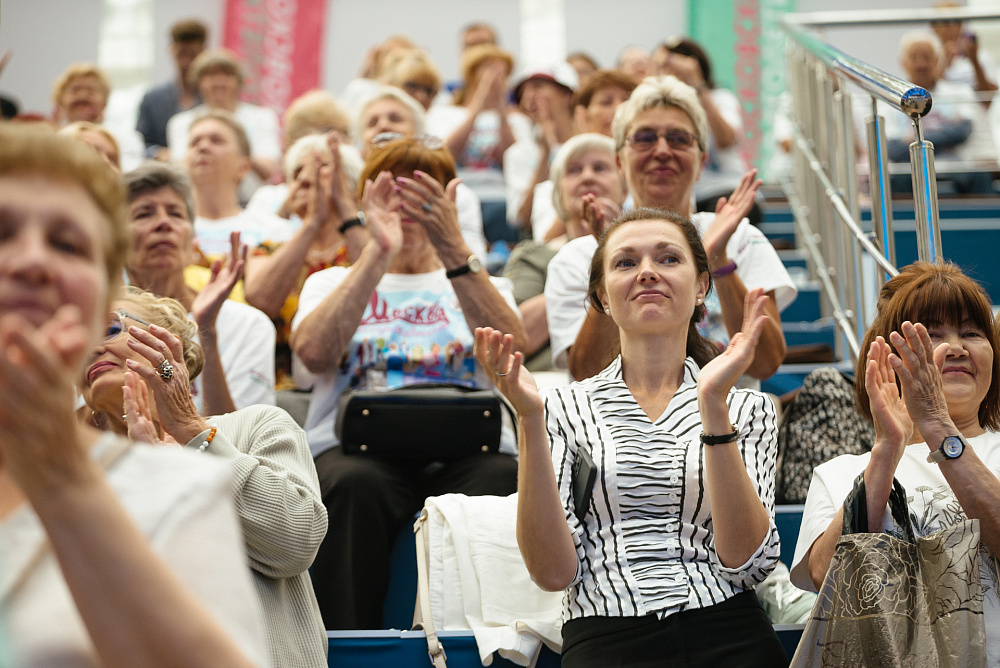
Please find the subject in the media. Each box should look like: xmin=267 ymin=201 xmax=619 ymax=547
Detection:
xmin=104 ymin=309 xmax=152 ymax=341
xmin=626 ymin=129 xmax=698 ymax=152
xmin=370 ymin=132 xmax=445 ymax=151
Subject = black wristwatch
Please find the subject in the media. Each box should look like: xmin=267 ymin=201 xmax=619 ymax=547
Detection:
xmin=445 ymin=254 xmax=482 ymax=279
xmin=927 ymin=433 xmax=969 ymax=463
xmin=338 ymin=211 xmax=365 ymax=235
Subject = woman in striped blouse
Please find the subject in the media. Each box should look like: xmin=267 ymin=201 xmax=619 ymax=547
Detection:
xmin=475 ymin=208 xmax=787 ymax=667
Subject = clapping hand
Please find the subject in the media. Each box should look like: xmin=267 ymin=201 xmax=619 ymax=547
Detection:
xmin=887 ymin=322 xmax=953 ymax=435
xmin=702 ymin=169 xmax=761 ymax=266
xmin=865 ymin=335 xmax=913 ymax=461
xmin=697 ymin=288 xmax=768 ymax=399
xmin=191 ymin=231 xmax=247 ymax=335
xmin=395 ymin=171 xmax=465 ymax=253
xmin=362 ymin=171 xmax=403 ymax=258
xmin=474 ymin=327 xmax=544 ymax=419
xmin=0 ymin=305 xmax=92 ymax=494
xmin=123 ymin=370 xmax=177 ymax=445
xmin=581 ymin=193 xmax=622 ymax=238
xmin=124 ymin=323 xmax=207 ymax=444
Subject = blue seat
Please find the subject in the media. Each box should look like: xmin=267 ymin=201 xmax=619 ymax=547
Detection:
xmin=775 ymin=504 xmax=805 ymax=569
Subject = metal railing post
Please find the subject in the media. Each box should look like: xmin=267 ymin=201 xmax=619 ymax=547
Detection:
xmin=865 ymin=98 xmax=896 ymax=283
xmin=909 ymin=119 xmax=943 ymax=263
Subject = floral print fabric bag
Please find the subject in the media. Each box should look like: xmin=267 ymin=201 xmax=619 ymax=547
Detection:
xmin=791 ymin=473 xmax=986 ymax=668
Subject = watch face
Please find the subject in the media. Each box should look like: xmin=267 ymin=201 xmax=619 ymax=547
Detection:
xmin=468 ymin=255 xmax=482 ymax=273
xmin=942 ymin=436 xmax=964 ymax=458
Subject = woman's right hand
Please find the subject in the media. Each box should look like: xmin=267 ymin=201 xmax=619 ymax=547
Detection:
xmin=361 ymin=171 xmax=403 ymax=259
xmin=865 ymin=335 xmax=913 ymax=462
xmin=474 ymin=327 xmax=544 ymax=419
xmin=0 ymin=306 xmax=94 ymax=495
xmin=581 ymin=193 xmax=622 ymax=238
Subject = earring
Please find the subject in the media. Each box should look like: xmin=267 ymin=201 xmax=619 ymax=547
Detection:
xmin=696 ymin=297 xmax=702 ymax=305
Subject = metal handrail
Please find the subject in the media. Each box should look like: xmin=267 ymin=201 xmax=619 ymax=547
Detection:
xmin=777 ymin=8 xmax=994 ymax=361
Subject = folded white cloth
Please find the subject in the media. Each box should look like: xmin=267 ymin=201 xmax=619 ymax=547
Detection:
xmin=423 ymin=493 xmax=564 ymax=667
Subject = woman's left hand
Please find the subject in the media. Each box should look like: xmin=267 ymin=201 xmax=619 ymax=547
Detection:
xmin=125 ymin=324 xmax=209 ymax=444
xmin=697 ymin=288 xmax=768 ymax=399
xmin=702 ymin=169 xmax=761 ymax=268
xmin=887 ymin=321 xmax=953 ymax=433
xmin=395 ymin=171 xmax=465 ymax=253
xmin=191 ymin=231 xmax=247 ymax=335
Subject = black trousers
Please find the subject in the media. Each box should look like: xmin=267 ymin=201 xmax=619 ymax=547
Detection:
xmin=561 ymin=591 xmax=789 ymax=668
xmin=310 ymin=447 xmax=519 ymax=629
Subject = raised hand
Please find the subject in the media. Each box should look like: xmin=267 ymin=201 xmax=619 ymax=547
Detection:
xmin=123 ymin=369 xmax=162 ymax=444
xmin=702 ymin=169 xmax=761 ymax=265
xmin=0 ymin=305 xmax=93 ymax=493
xmin=581 ymin=193 xmax=622 ymax=238
xmin=474 ymin=327 xmax=544 ymax=419
xmin=697 ymin=288 xmax=768 ymax=399
xmin=662 ymin=52 xmax=705 ymax=89
xmin=887 ymin=321 xmax=952 ymax=433
xmin=124 ymin=323 xmax=208 ymax=444
xmin=326 ymin=132 xmax=359 ymax=222
xmin=361 ymin=171 xmax=403 ymax=258
xmin=191 ymin=231 xmax=247 ymax=334
xmin=865 ymin=335 xmax=913 ymax=459
xmin=395 ymin=171 xmax=465 ymax=253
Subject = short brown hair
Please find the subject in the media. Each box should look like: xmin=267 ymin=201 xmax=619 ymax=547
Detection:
xmin=0 ymin=123 xmax=128 ymax=286
xmin=123 ymin=162 xmax=195 ymax=223
xmin=856 ymin=261 xmax=1000 ymax=430
xmin=171 ymin=19 xmax=207 ymax=44
xmin=587 ymin=208 xmax=717 ymax=367
xmin=356 ymin=136 xmax=456 ymax=199
xmin=572 ymin=69 xmax=637 ymax=110
xmin=189 ymin=111 xmax=251 ymax=157
xmin=51 ymin=63 xmax=111 ymax=107
xmin=189 ymin=48 xmax=245 ymax=89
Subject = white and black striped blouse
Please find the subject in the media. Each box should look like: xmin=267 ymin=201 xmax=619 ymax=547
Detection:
xmin=541 ymin=356 xmax=780 ymax=621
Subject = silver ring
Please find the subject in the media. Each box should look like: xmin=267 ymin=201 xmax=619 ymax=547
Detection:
xmin=122 ymin=414 xmax=128 ymax=422
xmin=422 ymin=200 xmax=432 ymax=212
xmin=495 ymin=371 xmax=508 ymax=377
xmin=156 ymin=359 xmax=174 ymax=381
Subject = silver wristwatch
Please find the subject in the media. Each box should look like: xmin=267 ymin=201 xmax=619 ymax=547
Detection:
xmin=926 ymin=433 xmax=970 ymax=464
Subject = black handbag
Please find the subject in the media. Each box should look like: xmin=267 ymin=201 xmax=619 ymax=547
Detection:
xmin=334 ymin=383 xmax=506 ymax=462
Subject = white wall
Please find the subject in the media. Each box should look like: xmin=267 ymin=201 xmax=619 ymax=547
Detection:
xmin=1 ymin=0 xmax=105 ymax=115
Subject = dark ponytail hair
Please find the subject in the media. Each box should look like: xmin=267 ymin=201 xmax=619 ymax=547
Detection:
xmin=587 ymin=207 xmax=718 ymax=368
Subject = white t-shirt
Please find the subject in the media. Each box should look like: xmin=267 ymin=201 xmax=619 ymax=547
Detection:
xmin=291 ymin=267 xmax=519 ymax=457
xmin=194 ymin=209 xmax=295 ymax=260
xmin=0 ymin=435 xmax=268 ymax=667
xmin=503 ymin=139 xmax=562 ymax=227
xmin=544 ymin=211 xmax=798 ymax=370
xmin=190 ymin=299 xmax=276 ymax=412
xmin=696 ymin=88 xmax=750 ymax=199
xmin=791 ymin=431 xmax=1000 ymax=664
xmin=530 ymin=180 xmax=559 ymax=243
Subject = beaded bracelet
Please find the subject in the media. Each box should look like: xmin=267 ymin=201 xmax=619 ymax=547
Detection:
xmin=197 ymin=425 xmax=218 ymax=453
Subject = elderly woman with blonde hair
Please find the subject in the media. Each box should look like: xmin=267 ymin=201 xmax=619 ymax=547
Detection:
xmin=80 ymin=286 xmax=329 ymax=667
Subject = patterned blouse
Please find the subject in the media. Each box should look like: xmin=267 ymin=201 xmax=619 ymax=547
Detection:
xmin=541 ymin=356 xmax=781 ymax=621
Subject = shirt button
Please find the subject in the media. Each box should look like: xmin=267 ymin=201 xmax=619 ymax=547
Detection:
xmin=669 ymin=476 xmax=680 ymax=485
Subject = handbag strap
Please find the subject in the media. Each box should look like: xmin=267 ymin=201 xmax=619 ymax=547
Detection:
xmin=413 ymin=509 xmax=448 ymax=668
xmin=842 ymin=471 xmax=916 ymax=543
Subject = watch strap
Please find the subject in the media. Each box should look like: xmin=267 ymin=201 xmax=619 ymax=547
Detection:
xmin=338 ymin=211 xmax=366 ymax=235
xmin=445 ymin=263 xmax=471 ymax=280
xmin=711 ymin=260 xmax=738 ymax=279
xmin=701 ymin=429 xmax=739 ymax=446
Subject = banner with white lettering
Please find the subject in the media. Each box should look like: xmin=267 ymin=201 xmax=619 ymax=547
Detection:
xmin=222 ymin=0 xmax=327 ymax=115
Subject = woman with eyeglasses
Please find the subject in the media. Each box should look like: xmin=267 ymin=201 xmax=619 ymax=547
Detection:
xmin=80 ymin=286 xmax=329 ymax=668
xmin=0 ymin=123 xmax=266 ymax=666
xmin=545 ymin=76 xmax=796 ymax=381
xmin=290 ymin=136 xmax=526 ymax=629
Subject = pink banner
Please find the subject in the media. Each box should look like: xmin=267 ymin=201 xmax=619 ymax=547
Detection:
xmin=222 ymin=0 xmax=327 ymax=115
